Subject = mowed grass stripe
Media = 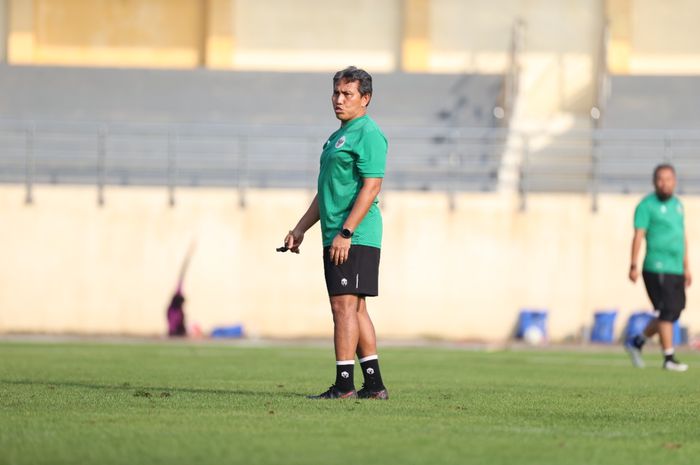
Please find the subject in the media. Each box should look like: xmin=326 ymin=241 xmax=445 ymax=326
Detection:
xmin=1 ymin=342 xmax=699 ymax=465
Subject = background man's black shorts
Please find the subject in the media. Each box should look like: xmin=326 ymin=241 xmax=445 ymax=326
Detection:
xmin=323 ymin=245 xmax=380 ymax=297
xmin=642 ymin=271 xmax=686 ymax=322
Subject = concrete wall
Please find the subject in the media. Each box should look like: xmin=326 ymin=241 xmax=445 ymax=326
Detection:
xmin=8 ymin=0 xmax=206 ymax=67
xmin=2 ymin=185 xmax=699 ymax=342
xmin=233 ymin=0 xmax=400 ymax=72
xmin=607 ymin=0 xmax=700 ymax=74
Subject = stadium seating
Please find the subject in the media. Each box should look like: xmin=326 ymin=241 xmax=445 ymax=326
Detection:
xmin=603 ymin=76 xmax=700 ymax=130
xmin=517 ymin=127 xmax=595 ymax=193
xmin=597 ymin=76 xmax=700 ymax=194
xmin=0 ymin=65 xmax=504 ymax=191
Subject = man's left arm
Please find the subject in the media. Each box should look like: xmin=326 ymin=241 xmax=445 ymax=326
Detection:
xmin=329 ymin=178 xmax=382 ymax=265
xmin=343 ymin=178 xmax=382 ymax=233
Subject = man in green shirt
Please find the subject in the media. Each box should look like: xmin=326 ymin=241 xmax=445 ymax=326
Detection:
xmin=626 ymin=164 xmax=692 ymax=371
xmin=281 ymin=66 xmax=389 ymax=399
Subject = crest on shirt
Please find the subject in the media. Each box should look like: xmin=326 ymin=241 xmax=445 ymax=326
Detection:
xmin=335 ymin=136 xmax=346 ymax=149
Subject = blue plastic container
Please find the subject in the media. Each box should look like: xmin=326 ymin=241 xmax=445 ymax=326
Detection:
xmin=211 ymin=324 xmax=244 ymax=339
xmin=516 ymin=309 xmax=548 ymax=339
xmin=590 ymin=310 xmax=617 ymax=343
xmin=673 ymin=321 xmax=682 ymax=346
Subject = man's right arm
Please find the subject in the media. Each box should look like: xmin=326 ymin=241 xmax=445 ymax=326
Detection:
xmin=629 ymin=228 xmax=645 ymax=282
xmin=284 ymin=194 xmax=320 ymax=253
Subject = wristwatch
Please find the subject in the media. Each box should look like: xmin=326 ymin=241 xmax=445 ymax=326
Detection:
xmin=340 ymin=228 xmax=354 ymax=239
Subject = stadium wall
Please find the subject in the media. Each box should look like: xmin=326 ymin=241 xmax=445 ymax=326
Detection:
xmin=2 ymin=185 xmax=699 ymax=342
xmin=607 ymin=0 xmax=700 ymax=75
xmin=3 ymin=0 xmax=603 ymax=121
xmin=7 ymin=0 xmax=207 ymax=68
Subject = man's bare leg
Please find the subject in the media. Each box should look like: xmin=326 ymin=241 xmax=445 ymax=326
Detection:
xmin=657 ymin=320 xmax=674 ymax=352
xmin=642 ymin=318 xmax=675 ymax=353
xmin=356 ymin=297 xmax=377 ymax=358
xmin=643 ymin=318 xmax=659 ymax=339
xmin=658 ymin=319 xmax=687 ymax=371
xmin=330 ymin=294 xmax=360 ymax=360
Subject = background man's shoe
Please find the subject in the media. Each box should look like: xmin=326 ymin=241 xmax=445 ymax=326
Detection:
xmin=624 ymin=340 xmax=645 ymax=368
xmin=663 ymin=360 xmax=688 ymax=372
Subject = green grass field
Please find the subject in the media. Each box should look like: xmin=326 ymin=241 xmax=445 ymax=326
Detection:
xmin=1 ymin=341 xmax=699 ymax=465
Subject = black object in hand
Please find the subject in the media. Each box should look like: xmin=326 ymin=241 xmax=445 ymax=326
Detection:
xmin=276 ymin=246 xmax=289 ymax=252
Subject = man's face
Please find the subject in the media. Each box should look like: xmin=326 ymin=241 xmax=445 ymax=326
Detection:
xmin=654 ymin=168 xmax=676 ymax=200
xmin=332 ymin=79 xmax=370 ymax=123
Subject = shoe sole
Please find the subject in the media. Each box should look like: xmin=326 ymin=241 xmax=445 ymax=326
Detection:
xmin=358 ymin=390 xmax=389 ymax=400
xmin=307 ymin=391 xmax=358 ymax=399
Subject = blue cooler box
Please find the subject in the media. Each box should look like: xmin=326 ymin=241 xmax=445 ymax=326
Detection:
xmin=590 ymin=310 xmax=617 ymax=343
xmin=516 ymin=309 xmax=548 ymax=339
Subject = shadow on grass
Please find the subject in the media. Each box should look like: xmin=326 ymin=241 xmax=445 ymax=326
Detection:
xmin=0 ymin=379 xmax=308 ymax=398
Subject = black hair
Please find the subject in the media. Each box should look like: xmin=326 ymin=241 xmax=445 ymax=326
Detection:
xmin=653 ymin=163 xmax=675 ymax=182
xmin=333 ymin=66 xmax=373 ymax=104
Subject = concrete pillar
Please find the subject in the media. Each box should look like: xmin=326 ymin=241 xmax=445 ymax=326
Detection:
xmin=401 ymin=0 xmax=429 ymax=72
xmin=205 ymin=0 xmax=235 ymax=69
xmin=606 ymin=0 xmax=631 ymax=74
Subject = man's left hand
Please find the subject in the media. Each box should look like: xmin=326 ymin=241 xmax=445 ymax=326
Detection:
xmin=685 ymin=269 xmax=692 ymax=288
xmin=330 ymin=235 xmax=351 ymax=266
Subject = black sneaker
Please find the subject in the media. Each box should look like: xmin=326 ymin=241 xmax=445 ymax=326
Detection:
xmin=307 ymin=385 xmax=357 ymax=399
xmin=357 ymin=384 xmax=389 ymax=400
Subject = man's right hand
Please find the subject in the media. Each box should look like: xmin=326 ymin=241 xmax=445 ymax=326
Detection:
xmin=284 ymin=229 xmax=304 ymax=254
xmin=629 ymin=266 xmax=639 ymax=283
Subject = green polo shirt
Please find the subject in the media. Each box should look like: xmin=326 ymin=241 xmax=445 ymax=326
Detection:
xmin=317 ymin=115 xmax=387 ymax=248
xmin=634 ymin=193 xmax=685 ymax=275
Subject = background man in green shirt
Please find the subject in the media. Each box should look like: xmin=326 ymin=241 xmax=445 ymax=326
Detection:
xmin=282 ymin=66 xmax=389 ymax=399
xmin=626 ymin=164 xmax=692 ymax=371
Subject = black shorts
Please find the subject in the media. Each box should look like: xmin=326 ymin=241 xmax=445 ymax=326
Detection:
xmin=642 ymin=271 xmax=686 ymax=322
xmin=323 ymin=245 xmax=380 ymax=296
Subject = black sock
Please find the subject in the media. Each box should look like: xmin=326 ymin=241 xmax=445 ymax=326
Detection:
xmin=359 ymin=355 xmax=385 ymax=391
xmin=664 ymin=350 xmax=676 ymax=363
xmin=633 ymin=335 xmax=646 ymax=349
xmin=335 ymin=362 xmax=355 ymax=392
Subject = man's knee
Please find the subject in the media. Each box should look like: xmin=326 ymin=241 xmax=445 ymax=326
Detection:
xmin=330 ymin=296 xmax=358 ymax=320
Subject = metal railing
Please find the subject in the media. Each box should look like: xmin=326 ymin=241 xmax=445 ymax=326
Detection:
xmin=0 ymin=119 xmax=508 ymax=207
xmin=518 ymin=128 xmax=700 ymax=211
xmin=2 ymin=119 xmax=700 ymax=211
xmin=499 ymin=18 xmax=525 ymax=124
